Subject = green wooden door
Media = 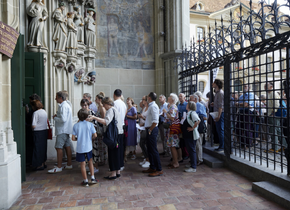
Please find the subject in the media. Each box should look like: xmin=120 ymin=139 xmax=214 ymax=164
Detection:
xmin=24 ymin=52 xmax=45 ymax=106
xmin=11 ymin=35 xmax=26 ymax=182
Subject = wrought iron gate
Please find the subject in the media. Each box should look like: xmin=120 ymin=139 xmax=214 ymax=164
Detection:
xmin=176 ymin=0 xmax=290 ymax=175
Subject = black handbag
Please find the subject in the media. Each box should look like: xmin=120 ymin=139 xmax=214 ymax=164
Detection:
xmin=103 ymin=109 xmax=118 ymax=149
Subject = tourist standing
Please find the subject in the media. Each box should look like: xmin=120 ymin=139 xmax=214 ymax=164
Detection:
xmin=72 ymin=109 xmax=98 ymax=186
xmin=31 ymin=100 xmax=48 ymax=170
xmin=143 ymin=92 xmax=163 ymax=177
xmin=48 ymin=91 xmax=73 ymax=173
xmin=125 ymin=97 xmax=138 ymax=159
xmin=158 ymin=94 xmax=169 ymax=156
xmin=88 ymin=97 xmax=122 ymax=179
xmin=212 ymin=79 xmax=224 ymax=152
xmin=83 ymin=93 xmax=98 ymax=113
xmin=113 ymin=89 xmax=127 ymax=170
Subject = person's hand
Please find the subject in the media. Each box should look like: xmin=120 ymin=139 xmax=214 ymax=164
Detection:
xmin=244 ymin=102 xmax=249 ymax=107
xmin=53 ymin=114 xmax=57 ymax=119
xmin=86 ymin=115 xmax=93 ymax=121
xmin=187 ymin=127 xmax=194 ymax=132
xmin=214 ymin=116 xmax=220 ymax=122
xmin=210 ymin=102 xmax=214 ymax=107
xmin=162 ymin=109 xmax=167 ymax=113
xmin=25 ymin=105 xmax=29 ymax=113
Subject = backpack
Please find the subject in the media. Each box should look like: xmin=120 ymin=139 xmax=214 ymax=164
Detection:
xmin=198 ymin=114 xmax=207 ymax=134
xmin=275 ymin=100 xmax=287 ymax=118
xmin=189 ymin=112 xmax=207 ymax=134
xmin=103 ymin=109 xmax=119 ymax=149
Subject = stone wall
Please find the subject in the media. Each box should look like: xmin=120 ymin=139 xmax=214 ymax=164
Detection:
xmin=0 ymin=0 xmax=22 ymax=209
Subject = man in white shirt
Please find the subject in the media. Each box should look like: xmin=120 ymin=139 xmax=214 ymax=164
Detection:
xmin=143 ymin=92 xmax=163 ymax=177
xmin=113 ymin=89 xmax=127 ymax=170
xmin=83 ymin=93 xmax=98 ymax=113
xmin=158 ymin=95 xmax=169 ymax=156
xmin=48 ymin=91 xmax=73 ymax=173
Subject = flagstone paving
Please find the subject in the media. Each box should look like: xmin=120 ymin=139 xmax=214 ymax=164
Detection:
xmin=10 ymin=153 xmax=286 ymax=210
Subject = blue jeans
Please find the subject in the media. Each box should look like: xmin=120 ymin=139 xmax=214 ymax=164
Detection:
xmin=146 ymin=127 xmax=162 ymax=171
xmin=216 ymin=112 xmax=224 ymax=149
xmin=184 ymin=138 xmax=197 ymax=169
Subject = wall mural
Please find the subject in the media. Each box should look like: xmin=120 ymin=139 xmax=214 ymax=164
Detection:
xmin=95 ymin=0 xmax=154 ymax=69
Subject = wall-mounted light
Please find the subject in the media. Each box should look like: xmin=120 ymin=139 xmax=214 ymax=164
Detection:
xmin=160 ymin=5 xmax=165 ymax=10
xmin=160 ymin=32 xmax=165 ymax=36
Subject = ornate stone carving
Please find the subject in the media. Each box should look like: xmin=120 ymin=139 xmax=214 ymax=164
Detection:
xmin=66 ymin=12 xmax=78 ymax=56
xmin=52 ymin=51 xmax=67 ymax=70
xmin=74 ymin=68 xmax=86 ymax=83
xmin=85 ymin=0 xmax=96 ymax=8
xmin=52 ymin=2 xmax=67 ymax=52
xmin=26 ymin=0 xmax=48 ymax=48
xmin=84 ymin=8 xmax=96 ymax=48
xmin=73 ymin=6 xmax=85 ymax=44
xmin=85 ymin=71 xmax=96 ymax=85
xmin=68 ymin=0 xmax=77 ymax=5
xmin=66 ymin=54 xmax=78 ymax=73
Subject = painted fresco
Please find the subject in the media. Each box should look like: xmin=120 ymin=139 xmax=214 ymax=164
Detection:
xmin=95 ymin=0 xmax=154 ymax=69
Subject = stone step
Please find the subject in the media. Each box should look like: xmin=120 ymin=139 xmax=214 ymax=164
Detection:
xmin=252 ymin=181 xmax=290 ymax=209
xmin=203 ymin=153 xmax=224 ymax=168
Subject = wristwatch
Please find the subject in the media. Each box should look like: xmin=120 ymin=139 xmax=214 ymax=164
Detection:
xmin=148 ymin=129 xmax=152 ymax=134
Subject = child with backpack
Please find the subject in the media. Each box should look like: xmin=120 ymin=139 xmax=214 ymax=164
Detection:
xmin=72 ymin=109 xmax=98 ymax=186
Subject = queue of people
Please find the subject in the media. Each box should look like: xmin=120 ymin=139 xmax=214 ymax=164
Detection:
xmin=26 ymin=78 xmax=287 ymax=186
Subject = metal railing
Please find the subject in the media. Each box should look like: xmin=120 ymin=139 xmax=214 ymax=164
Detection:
xmin=175 ymin=0 xmax=290 ymax=175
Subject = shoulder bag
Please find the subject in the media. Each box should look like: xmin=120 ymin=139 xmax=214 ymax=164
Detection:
xmin=47 ymin=119 xmax=52 ymax=140
xmin=103 ymin=109 xmax=119 ymax=149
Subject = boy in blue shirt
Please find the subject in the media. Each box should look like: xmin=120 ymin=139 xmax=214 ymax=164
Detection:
xmin=72 ymin=109 xmax=98 ymax=186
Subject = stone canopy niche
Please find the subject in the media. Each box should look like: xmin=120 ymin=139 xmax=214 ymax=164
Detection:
xmin=26 ymin=0 xmax=97 ymax=85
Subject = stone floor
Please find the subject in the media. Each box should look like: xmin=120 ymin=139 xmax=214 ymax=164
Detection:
xmin=10 ymin=152 xmax=286 ymax=210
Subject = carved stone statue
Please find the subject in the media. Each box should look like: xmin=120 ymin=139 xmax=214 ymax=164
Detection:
xmin=66 ymin=12 xmax=78 ymax=55
xmin=26 ymin=0 xmax=48 ymax=47
xmin=73 ymin=7 xmax=85 ymax=44
xmin=52 ymin=2 xmax=67 ymax=51
xmin=84 ymin=8 xmax=96 ymax=48
xmin=224 ymin=0 xmax=240 ymax=8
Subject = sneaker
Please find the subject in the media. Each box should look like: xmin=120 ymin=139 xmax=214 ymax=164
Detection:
xmin=81 ymin=181 xmax=89 ymax=187
xmin=139 ymin=159 xmax=146 ymax=166
xmin=120 ymin=166 xmax=125 ymax=171
xmin=63 ymin=165 xmax=73 ymax=170
xmin=184 ymin=168 xmax=196 ymax=173
xmin=141 ymin=161 xmax=150 ymax=168
xmin=131 ymin=155 xmax=136 ymax=160
xmin=91 ymin=178 xmax=99 ymax=184
xmin=185 ymin=165 xmax=191 ymax=168
xmin=48 ymin=167 xmax=62 ymax=173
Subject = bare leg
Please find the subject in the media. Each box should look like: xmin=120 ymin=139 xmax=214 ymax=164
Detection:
xmin=80 ymin=161 xmax=87 ymax=180
xmin=170 ymin=147 xmax=179 ymax=167
xmin=65 ymin=146 xmax=72 ymax=166
xmin=177 ymin=148 xmax=182 ymax=162
xmin=88 ymin=158 xmax=94 ymax=177
xmin=110 ymin=170 xmax=117 ymax=177
xmin=56 ymin=148 xmax=63 ymax=168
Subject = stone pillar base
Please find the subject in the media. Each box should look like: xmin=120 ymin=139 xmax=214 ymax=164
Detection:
xmin=0 ymin=154 xmax=21 ymax=209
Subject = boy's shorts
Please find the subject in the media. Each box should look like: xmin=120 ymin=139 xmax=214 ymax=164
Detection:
xmin=76 ymin=151 xmax=93 ymax=162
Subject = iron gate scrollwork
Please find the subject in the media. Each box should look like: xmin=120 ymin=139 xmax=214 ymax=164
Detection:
xmin=175 ymin=0 xmax=290 ymax=175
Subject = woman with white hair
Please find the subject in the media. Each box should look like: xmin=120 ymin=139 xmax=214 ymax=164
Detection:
xmin=163 ymin=93 xmax=182 ymax=169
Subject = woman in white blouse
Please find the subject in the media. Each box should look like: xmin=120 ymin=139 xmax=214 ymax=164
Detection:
xmin=138 ymin=95 xmax=150 ymax=168
xmin=31 ymin=100 xmax=48 ymax=170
